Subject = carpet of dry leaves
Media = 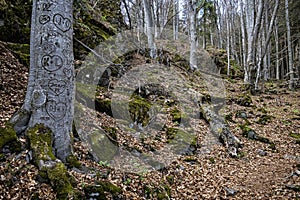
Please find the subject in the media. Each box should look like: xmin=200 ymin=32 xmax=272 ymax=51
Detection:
xmin=0 ymin=42 xmax=299 ymax=199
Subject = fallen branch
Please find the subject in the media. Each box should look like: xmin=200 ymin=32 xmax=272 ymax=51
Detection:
xmin=201 ymin=104 xmax=242 ymax=157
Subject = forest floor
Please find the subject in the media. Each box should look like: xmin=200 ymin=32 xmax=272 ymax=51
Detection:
xmin=0 ymin=42 xmax=300 ymax=199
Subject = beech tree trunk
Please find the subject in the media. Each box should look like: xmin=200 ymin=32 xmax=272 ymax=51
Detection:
xmin=188 ymin=0 xmax=198 ymax=70
xmin=143 ymin=0 xmax=156 ymax=58
xmin=285 ymin=0 xmax=295 ymax=89
xmin=10 ymin=0 xmax=74 ymax=162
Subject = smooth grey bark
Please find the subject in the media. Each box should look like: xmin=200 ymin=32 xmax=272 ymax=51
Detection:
xmin=255 ymin=0 xmax=279 ymax=90
xmin=226 ymin=7 xmax=231 ymax=76
xmin=142 ymin=0 xmax=156 ymax=58
xmin=274 ymin=17 xmax=280 ymax=80
xmin=245 ymin=0 xmax=264 ymax=85
xmin=285 ymin=0 xmax=295 ymax=89
xmin=11 ymin=0 xmax=74 ymax=162
xmin=173 ymin=0 xmax=179 ymax=40
xmin=188 ymin=0 xmax=198 ymax=70
xmin=239 ymin=0 xmax=247 ymax=69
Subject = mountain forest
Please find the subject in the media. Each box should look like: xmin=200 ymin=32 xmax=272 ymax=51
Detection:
xmin=0 ymin=0 xmax=299 ymax=199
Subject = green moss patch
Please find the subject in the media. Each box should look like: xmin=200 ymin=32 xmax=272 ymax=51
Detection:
xmin=129 ymin=95 xmax=152 ymax=126
xmin=84 ymin=181 xmax=122 ymax=200
xmin=44 ymin=162 xmax=74 ymax=199
xmin=166 ymin=128 xmax=197 ymax=154
xmin=236 ymin=93 xmax=253 ymax=107
xmin=289 ymin=132 xmax=300 ymax=139
xmin=0 ymin=123 xmax=21 ymax=152
xmin=170 ymin=108 xmax=188 ymax=125
xmin=27 ymin=124 xmax=56 ymax=164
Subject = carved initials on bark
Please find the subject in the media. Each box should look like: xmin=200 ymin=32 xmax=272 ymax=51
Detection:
xmin=46 ymin=100 xmax=67 ymax=121
xmin=42 ymin=55 xmax=63 ymax=72
xmin=48 ymin=79 xmax=67 ymax=95
xmin=53 ymin=14 xmax=71 ymax=32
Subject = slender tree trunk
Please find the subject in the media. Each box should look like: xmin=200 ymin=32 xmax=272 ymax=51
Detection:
xmin=143 ymin=0 xmax=156 ymax=58
xmin=173 ymin=0 xmax=179 ymax=40
xmin=245 ymin=0 xmax=264 ymax=86
xmin=255 ymin=0 xmax=279 ymax=90
xmin=240 ymin=0 xmax=247 ymax=70
xmin=122 ymin=0 xmax=132 ymax=29
xmin=285 ymin=0 xmax=295 ymax=89
xmin=11 ymin=0 xmax=75 ymax=162
xmin=189 ymin=1 xmax=197 ymax=70
xmin=226 ymin=10 xmax=231 ymax=76
xmin=274 ymin=17 xmax=280 ymax=79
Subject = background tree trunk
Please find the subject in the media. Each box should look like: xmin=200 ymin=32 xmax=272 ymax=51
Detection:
xmin=285 ymin=0 xmax=295 ymax=89
xmin=143 ymin=0 xmax=156 ymax=58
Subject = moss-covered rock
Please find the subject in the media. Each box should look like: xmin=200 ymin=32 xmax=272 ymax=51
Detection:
xmin=0 ymin=123 xmax=22 ymax=152
xmin=45 ymin=162 xmax=74 ymax=199
xmin=206 ymin=47 xmax=243 ymax=78
xmin=166 ymin=128 xmax=197 ymax=155
xmin=84 ymin=181 xmax=122 ymax=200
xmin=170 ymin=107 xmax=188 ymax=125
xmin=236 ymin=93 xmax=253 ymax=107
xmin=87 ymin=130 xmax=118 ymax=162
xmin=129 ymin=95 xmax=152 ymax=126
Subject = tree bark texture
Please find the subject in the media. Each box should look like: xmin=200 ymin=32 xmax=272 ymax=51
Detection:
xmin=12 ymin=0 xmax=75 ymax=161
xmin=285 ymin=0 xmax=295 ymax=89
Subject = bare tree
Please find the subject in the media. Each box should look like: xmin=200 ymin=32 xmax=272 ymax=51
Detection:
xmin=285 ymin=0 xmax=295 ymax=89
xmin=142 ymin=0 xmax=156 ymax=58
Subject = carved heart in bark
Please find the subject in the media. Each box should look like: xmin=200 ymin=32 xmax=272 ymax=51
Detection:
xmin=46 ymin=101 xmax=67 ymax=121
xmin=39 ymin=15 xmax=50 ymax=25
xmin=53 ymin=14 xmax=71 ymax=32
xmin=48 ymin=79 xmax=67 ymax=95
xmin=63 ymin=68 xmax=72 ymax=78
xmin=42 ymin=55 xmax=63 ymax=72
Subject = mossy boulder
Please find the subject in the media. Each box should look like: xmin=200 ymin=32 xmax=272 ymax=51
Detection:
xmin=170 ymin=107 xmax=188 ymax=125
xmin=129 ymin=95 xmax=152 ymax=126
xmin=206 ymin=47 xmax=243 ymax=78
xmin=236 ymin=93 xmax=253 ymax=107
xmin=87 ymin=130 xmax=118 ymax=162
xmin=0 ymin=123 xmax=22 ymax=152
xmin=73 ymin=0 xmax=124 ymax=59
xmin=166 ymin=128 xmax=197 ymax=155
xmin=84 ymin=181 xmax=122 ymax=200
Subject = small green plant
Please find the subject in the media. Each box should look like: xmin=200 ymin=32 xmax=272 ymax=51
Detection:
xmin=292 ymin=109 xmax=299 ymax=114
xmin=98 ymin=160 xmax=110 ymax=167
xmin=209 ymin=157 xmax=216 ymax=164
xmin=237 ymin=152 xmax=246 ymax=158
xmin=123 ymin=178 xmax=131 ymax=185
